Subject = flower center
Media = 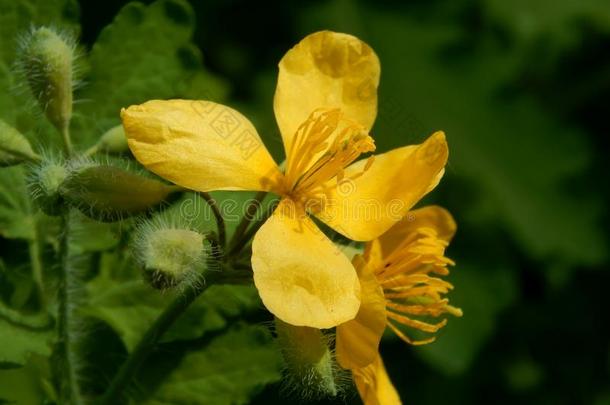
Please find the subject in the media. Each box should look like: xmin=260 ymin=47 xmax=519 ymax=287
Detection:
xmin=283 ymin=109 xmax=375 ymax=209
xmin=373 ymin=226 xmax=462 ymax=345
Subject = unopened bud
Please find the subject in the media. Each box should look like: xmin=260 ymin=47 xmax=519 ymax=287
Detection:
xmin=19 ymin=27 xmax=75 ymax=133
xmin=30 ymin=161 xmax=67 ymax=215
xmin=275 ymin=318 xmax=339 ymax=398
xmin=134 ymin=225 xmax=207 ymax=290
xmin=0 ymin=120 xmax=39 ymax=166
xmin=95 ymin=125 xmax=129 ymax=154
xmin=59 ymin=164 xmax=180 ymax=221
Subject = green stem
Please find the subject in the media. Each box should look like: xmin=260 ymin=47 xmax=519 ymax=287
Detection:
xmin=28 ymin=223 xmax=45 ymax=307
xmin=97 ymin=279 xmax=213 ymax=404
xmin=61 ymin=123 xmax=73 ymax=156
xmin=0 ymin=303 xmax=52 ymax=330
xmin=55 ymin=211 xmax=83 ymax=404
xmin=198 ymin=192 xmax=226 ymax=249
xmin=83 ymin=143 xmax=99 ymax=157
xmin=228 ymin=191 xmax=267 ymax=252
xmin=228 ymin=198 xmax=279 ymax=257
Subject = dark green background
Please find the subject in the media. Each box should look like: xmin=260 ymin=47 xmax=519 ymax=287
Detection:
xmin=80 ymin=1 xmax=610 ymax=404
xmin=2 ymin=0 xmax=609 ymax=404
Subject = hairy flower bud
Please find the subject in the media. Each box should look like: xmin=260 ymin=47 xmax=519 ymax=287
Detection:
xmin=0 ymin=120 xmax=39 ymax=166
xmin=30 ymin=160 xmax=68 ymax=215
xmin=96 ymin=125 xmax=129 ymax=154
xmin=59 ymin=164 xmax=180 ymax=221
xmin=275 ymin=318 xmax=339 ymax=399
xmin=133 ymin=222 xmax=207 ymax=290
xmin=19 ymin=27 xmax=75 ymax=133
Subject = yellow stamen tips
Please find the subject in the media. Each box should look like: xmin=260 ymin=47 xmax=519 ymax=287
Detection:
xmin=284 ymin=108 xmax=375 ymax=209
xmin=446 ymin=305 xmax=463 ymax=317
xmin=374 ymin=226 xmax=461 ymax=345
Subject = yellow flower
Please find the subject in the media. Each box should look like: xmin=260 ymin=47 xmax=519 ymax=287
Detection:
xmin=121 ymin=31 xmax=448 ymax=329
xmin=336 ymin=205 xmax=462 ymax=405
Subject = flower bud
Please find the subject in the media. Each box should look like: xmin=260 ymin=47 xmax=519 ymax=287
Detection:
xmin=19 ymin=27 xmax=75 ymax=133
xmin=275 ymin=318 xmax=339 ymax=399
xmin=95 ymin=125 xmax=129 ymax=154
xmin=133 ymin=224 xmax=207 ymax=290
xmin=30 ymin=160 xmax=68 ymax=216
xmin=59 ymin=164 xmax=180 ymax=221
xmin=0 ymin=120 xmax=39 ymax=166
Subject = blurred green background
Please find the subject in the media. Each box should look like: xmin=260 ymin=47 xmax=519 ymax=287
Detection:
xmin=1 ymin=0 xmax=609 ymax=404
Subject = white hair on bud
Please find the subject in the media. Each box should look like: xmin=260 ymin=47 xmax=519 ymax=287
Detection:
xmin=131 ymin=212 xmax=211 ymax=292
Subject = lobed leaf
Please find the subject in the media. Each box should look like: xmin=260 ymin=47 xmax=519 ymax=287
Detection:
xmin=0 ymin=302 xmax=52 ymax=369
xmin=82 ymin=265 xmax=261 ymax=351
xmin=0 ymin=166 xmax=34 ymax=240
xmin=144 ymin=325 xmax=282 ymax=405
xmin=73 ymin=0 xmax=227 ymax=147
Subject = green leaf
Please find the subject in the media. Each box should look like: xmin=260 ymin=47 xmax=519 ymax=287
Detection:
xmin=69 ymin=211 xmax=121 ymax=253
xmin=0 ymin=303 xmax=52 ymax=369
xmin=73 ymin=0 xmax=227 ymax=146
xmin=82 ymin=260 xmax=261 ymax=351
xmin=0 ymin=166 xmax=34 ymax=240
xmin=162 ymin=284 xmax=261 ymax=344
xmin=414 ymin=263 xmax=517 ymax=375
xmin=0 ymin=259 xmax=35 ymax=310
xmin=144 ymin=325 xmax=282 ymax=405
xmin=0 ymin=356 xmax=50 ymax=404
xmin=82 ymin=281 xmax=163 ymax=352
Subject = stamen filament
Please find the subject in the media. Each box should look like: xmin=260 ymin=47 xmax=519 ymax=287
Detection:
xmin=386 ymin=310 xmax=448 ymax=333
xmin=372 ymin=223 xmax=461 ymax=346
xmin=283 ymin=108 xmax=375 ymax=210
xmin=386 ymin=321 xmax=437 ymax=346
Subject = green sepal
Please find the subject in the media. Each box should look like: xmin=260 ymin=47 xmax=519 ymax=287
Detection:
xmin=138 ymin=228 xmax=207 ymax=290
xmin=31 ymin=162 xmax=68 ymax=216
xmin=59 ymin=165 xmax=180 ymax=221
xmin=18 ymin=27 xmax=74 ymax=134
xmin=95 ymin=125 xmax=129 ymax=155
xmin=274 ymin=318 xmax=339 ymax=399
xmin=0 ymin=120 xmax=39 ymax=166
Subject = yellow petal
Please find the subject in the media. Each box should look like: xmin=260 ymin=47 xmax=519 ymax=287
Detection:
xmin=251 ymin=198 xmax=360 ymax=329
xmin=316 ymin=131 xmax=448 ymax=241
xmin=353 ymin=355 xmax=402 ymax=405
xmin=336 ymin=255 xmax=387 ymax=370
xmin=369 ymin=205 xmax=456 ymax=261
xmin=122 ymin=100 xmax=283 ymax=192
xmin=274 ymin=31 xmax=380 ymax=160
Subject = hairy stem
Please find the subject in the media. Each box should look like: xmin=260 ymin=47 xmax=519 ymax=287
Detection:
xmin=198 ymin=191 xmax=226 ymax=249
xmin=96 ymin=279 xmax=213 ymax=404
xmin=54 ymin=211 xmax=83 ymax=404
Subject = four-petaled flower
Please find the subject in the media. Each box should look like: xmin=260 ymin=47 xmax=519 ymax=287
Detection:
xmin=336 ymin=205 xmax=462 ymax=404
xmin=121 ymin=31 xmax=448 ymax=329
